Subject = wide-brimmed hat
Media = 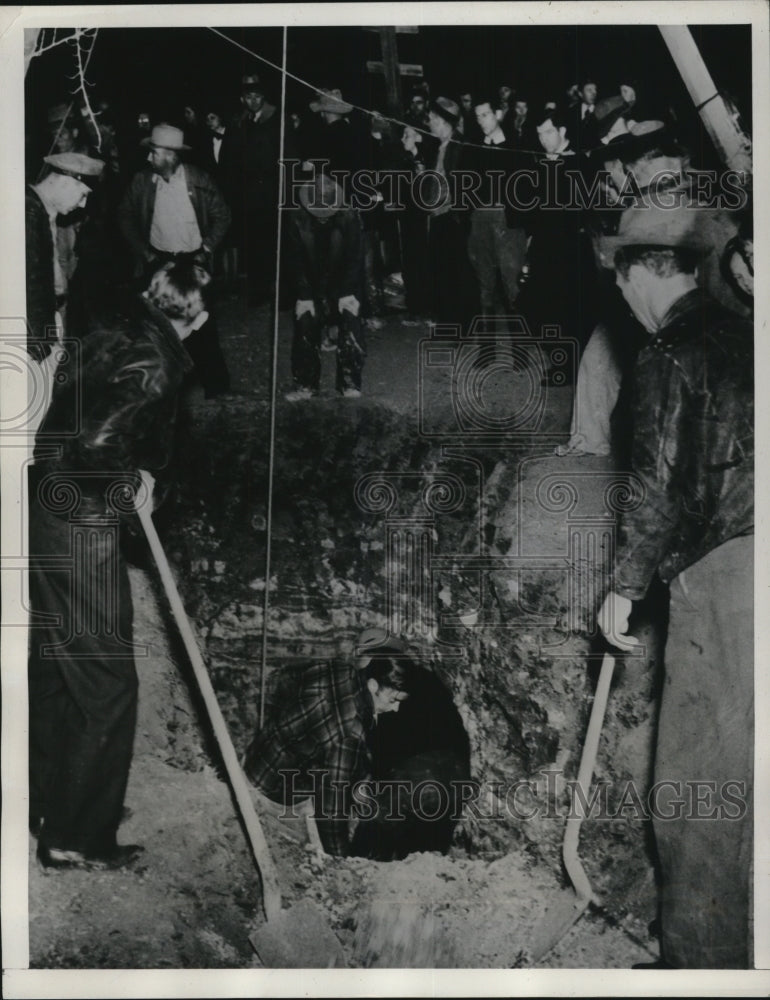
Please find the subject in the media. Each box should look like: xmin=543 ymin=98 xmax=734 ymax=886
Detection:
xmin=595 ymin=95 xmax=628 ymax=140
xmin=297 ymin=172 xmax=347 ymax=219
xmin=309 ymin=88 xmax=353 ymax=115
xmin=430 ymin=96 xmax=460 ymax=127
xmin=43 ymin=152 xmax=105 ymax=181
xmin=601 ymin=119 xmax=669 ymax=165
xmin=596 ymin=201 xmax=715 ymax=265
xmin=140 ymin=124 xmax=191 ymax=151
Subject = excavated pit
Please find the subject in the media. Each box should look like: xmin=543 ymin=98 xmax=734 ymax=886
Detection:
xmin=29 ymin=303 xmax=663 ymax=969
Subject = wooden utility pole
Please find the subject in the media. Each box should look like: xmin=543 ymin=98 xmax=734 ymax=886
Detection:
xmin=659 ymin=25 xmax=752 ymax=175
xmin=378 ymin=27 xmax=403 ymax=115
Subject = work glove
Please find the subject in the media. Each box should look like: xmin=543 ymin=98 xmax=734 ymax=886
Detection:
xmin=338 ymin=295 xmax=360 ymax=317
xmin=401 ymin=125 xmax=422 ymax=156
xmin=598 ymin=591 xmax=640 ymax=652
xmin=296 ymin=299 xmax=315 ymax=320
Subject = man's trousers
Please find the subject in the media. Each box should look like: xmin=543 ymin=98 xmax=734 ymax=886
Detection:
xmin=467 ymin=209 xmax=527 ymax=315
xmin=28 ymin=498 xmax=138 ymax=855
xmin=654 ymin=534 xmax=754 ymax=967
xmin=291 ymin=307 xmax=366 ymax=394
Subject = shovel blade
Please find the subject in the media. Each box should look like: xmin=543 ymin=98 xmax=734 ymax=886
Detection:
xmin=250 ymin=900 xmax=347 ymax=968
xmin=526 ymin=891 xmax=591 ymax=965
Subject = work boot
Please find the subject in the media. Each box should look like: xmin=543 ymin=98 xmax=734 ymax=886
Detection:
xmin=38 ymin=842 xmax=145 ymax=872
xmin=284 ymin=387 xmax=314 ymax=403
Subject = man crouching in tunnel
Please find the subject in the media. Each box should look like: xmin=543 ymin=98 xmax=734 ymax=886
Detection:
xmin=242 ymin=631 xmax=471 ymax=858
xmin=242 ymin=633 xmax=411 ymax=856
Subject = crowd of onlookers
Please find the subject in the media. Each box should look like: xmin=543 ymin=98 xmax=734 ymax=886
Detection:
xmin=28 ymin=68 xmax=753 ymax=412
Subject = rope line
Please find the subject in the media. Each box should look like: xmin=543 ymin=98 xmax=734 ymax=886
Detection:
xmin=258 ymin=24 xmax=289 ymax=731
xmin=206 ymin=26 xmax=635 ymax=160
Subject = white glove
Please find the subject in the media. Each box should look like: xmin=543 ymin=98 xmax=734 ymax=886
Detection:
xmin=295 ymin=299 xmax=315 ymax=320
xmin=138 ymin=469 xmax=157 ymax=513
xmin=402 ymin=126 xmax=422 ymax=154
xmin=598 ymin=591 xmax=640 ymax=651
xmin=338 ymin=295 xmax=360 ymax=317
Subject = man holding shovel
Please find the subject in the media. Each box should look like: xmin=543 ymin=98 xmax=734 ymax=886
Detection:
xmin=596 ymin=203 xmax=754 ymax=968
xmin=28 ymin=261 xmax=211 ymax=871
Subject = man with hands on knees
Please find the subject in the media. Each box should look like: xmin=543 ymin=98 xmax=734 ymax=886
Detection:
xmin=596 ymin=204 xmax=754 ymax=969
xmin=284 ymin=172 xmax=366 ymax=401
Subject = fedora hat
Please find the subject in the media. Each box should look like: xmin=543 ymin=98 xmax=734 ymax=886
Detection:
xmin=309 ymin=88 xmax=353 ymax=115
xmin=140 ymin=124 xmax=191 ymax=151
xmin=597 ymin=201 xmax=715 ymax=266
xmin=430 ymin=96 xmax=460 ymax=127
xmin=297 ymin=172 xmax=347 ymax=219
xmin=601 ymin=119 xmax=670 ymax=165
xmin=241 ymin=74 xmax=264 ymax=94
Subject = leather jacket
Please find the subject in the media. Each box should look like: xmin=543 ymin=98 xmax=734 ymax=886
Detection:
xmin=613 ymin=289 xmax=753 ymax=600
xmin=32 ymin=294 xmax=192 ymax=519
xmin=25 ymin=187 xmax=57 ymax=362
xmin=117 ymin=164 xmax=231 ymax=267
xmin=285 ymin=205 xmax=364 ymax=304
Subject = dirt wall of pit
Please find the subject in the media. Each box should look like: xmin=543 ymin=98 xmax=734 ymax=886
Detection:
xmin=161 ymin=397 xmax=662 ymax=933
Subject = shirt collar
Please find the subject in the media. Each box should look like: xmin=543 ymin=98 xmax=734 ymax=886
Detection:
xmin=153 ymin=163 xmax=184 ymax=185
xmin=484 ymin=126 xmax=506 ymax=146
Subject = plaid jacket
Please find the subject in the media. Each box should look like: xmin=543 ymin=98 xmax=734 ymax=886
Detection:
xmin=243 ymin=660 xmax=375 ymax=856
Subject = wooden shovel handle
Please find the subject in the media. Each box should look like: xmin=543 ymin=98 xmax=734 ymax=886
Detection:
xmin=562 ymin=650 xmax=616 ymax=905
xmin=135 ymin=471 xmax=283 ymax=922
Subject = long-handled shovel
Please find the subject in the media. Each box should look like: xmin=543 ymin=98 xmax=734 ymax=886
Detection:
xmin=526 ymin=650 xmax=617 ymax=964
xmin=135 ymin=472 xmax=346 ymax=968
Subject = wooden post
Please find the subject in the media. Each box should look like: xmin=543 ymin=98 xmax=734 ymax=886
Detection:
xmin=659 ymin=25 xmax=752 ymax=175
xmin=378 ymin=26 xmax=403 ymax=115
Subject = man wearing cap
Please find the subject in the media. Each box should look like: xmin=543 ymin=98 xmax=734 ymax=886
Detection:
xmin=242 ymin=633 xmax=411 ymax=857
xmin=284 ymin=172 xmax=366 ymax=400
xmin=227 ymin=74 xmax=280 ymax=305
xmin=117 ymin=123 xmax=231 ymax=397
xmin=26 ymin=151 xmax=104 ymax=398
xmin=596 ymin=204 xmax=753 ymax=968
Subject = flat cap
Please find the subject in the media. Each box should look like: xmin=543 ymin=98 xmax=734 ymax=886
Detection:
xmin=43 ymin=152 xmax=105 ymax=181
xmin=356 ymin=627 xmax=412 ymax=660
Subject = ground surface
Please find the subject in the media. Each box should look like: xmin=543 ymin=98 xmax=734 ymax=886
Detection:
xmin=27 ymin=288 xmax=662 ymax=970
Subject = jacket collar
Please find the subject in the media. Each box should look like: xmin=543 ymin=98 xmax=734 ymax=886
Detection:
xmin=659 ymin=287 xmax=707 ymax=331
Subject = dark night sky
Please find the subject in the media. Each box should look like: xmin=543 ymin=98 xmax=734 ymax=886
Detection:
xmin=25 ymin=23 xmax=752 ymax=164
